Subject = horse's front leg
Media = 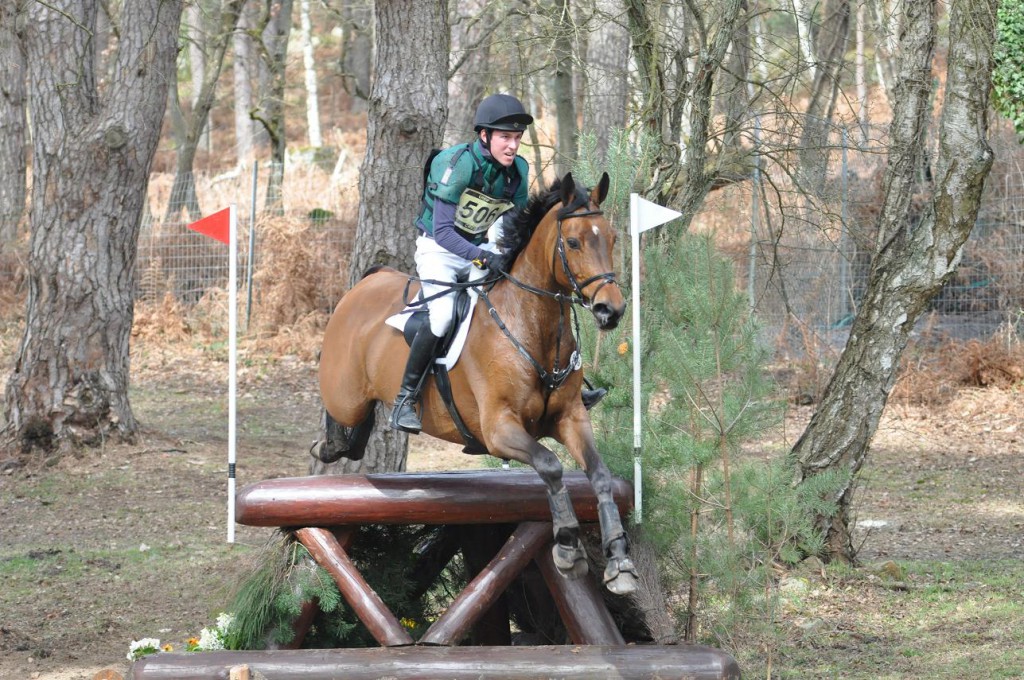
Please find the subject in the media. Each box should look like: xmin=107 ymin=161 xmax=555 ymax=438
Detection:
xmin=486 ymin=420 xmax=588 ymax=579
xmin=560 ymin=415 xmax=639 ymax=596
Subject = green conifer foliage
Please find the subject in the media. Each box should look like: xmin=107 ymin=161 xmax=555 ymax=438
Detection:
xmin=576 ymin=131 xmax=840 ymax=651
xmin=226 ymin=526 xmax=458 ymax=649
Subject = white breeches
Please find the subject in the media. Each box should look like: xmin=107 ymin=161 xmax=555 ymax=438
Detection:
xmin=415 ymin=235 xmax=496 ymax=337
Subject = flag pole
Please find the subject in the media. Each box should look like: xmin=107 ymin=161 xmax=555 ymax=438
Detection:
xmin=227 ymin=205 xmax=238 ymax=544
xmin=628 ymin=194 xmax=682 ymax=525
xmin=630 ymin=194 xmax=643 ymax=524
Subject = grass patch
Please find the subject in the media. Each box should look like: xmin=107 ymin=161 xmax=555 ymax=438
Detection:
xmin=742 ymin=559 xmax=1024 ymax=678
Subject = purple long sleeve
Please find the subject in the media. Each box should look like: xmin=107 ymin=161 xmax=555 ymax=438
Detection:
xmin=430 ymin=199 xmax=488 ymax=262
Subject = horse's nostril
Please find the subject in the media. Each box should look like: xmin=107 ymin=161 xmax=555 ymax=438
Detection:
xmin=592 ymin=303 xmax=622 ymax=329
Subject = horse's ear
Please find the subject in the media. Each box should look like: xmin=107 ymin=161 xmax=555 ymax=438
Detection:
xmin=560 ymin=172 xmax=576 ymax=206
xmin=592 ymin=172 xmax=610 ymax=206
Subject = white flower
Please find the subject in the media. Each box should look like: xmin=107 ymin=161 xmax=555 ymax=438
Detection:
xmin=127 ymin=637 xmax=161 ymax=661
xmin=197 ymin=627 xmax=225 ymax=651
xmin=215 ymin=612 xmax=234 ymax=634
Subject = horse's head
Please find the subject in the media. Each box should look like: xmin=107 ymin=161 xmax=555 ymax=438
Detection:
xmin=550 ymin=172 xmax=626 ymax=330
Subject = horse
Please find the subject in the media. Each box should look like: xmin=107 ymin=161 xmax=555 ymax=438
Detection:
xmin=317 ymin=172 xmax=638 ymax=595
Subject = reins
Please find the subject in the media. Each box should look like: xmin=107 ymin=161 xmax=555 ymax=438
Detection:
xmin=479 ymin=199 xmax=617 ymax=393
xmin=401 ymin=190 xmax=618 ymax=396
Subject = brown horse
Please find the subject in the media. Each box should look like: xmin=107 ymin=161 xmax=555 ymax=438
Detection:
xmin=317 ymin=172 xmax=638 ymax=595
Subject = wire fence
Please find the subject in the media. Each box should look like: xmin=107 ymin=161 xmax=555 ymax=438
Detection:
xmin=698 ymin=120 xmax=1024 ymax=358
xmin=4 ymin=126 xmax=1022 ymax=355
xmin=137 ymin=155 xmax=358 ymax=327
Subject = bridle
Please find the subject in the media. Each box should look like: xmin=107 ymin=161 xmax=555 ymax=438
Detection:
xmin=478 ymin=194 xmax=621 ymax=393
xmin=553 ymin=203 xmax=618 ymax=309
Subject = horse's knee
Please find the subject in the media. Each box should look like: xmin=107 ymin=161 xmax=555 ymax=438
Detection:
xmin=530 ymin=447 xmax=564 ymax=482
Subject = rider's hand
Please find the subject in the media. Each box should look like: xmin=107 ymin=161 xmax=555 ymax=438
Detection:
xmin=474 ymin=252 xmax=511 ymax=276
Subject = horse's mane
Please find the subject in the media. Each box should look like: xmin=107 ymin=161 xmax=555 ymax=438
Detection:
xmin=498 ymin=177 xmax=591 ymax=260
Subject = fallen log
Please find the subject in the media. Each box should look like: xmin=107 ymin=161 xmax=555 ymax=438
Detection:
xmin=131 ymin=643 xmax=741 ymax=680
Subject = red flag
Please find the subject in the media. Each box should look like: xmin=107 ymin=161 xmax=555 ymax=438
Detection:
xmin=188 ymin=207 xmax=232 ymax=244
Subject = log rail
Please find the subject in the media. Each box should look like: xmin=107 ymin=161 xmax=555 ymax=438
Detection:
xmin=132 ymin=470 xmax=741 ymax=680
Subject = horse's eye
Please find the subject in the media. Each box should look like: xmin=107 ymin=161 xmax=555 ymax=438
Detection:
xmin=566 ymin=238 xmax=581 ymax=250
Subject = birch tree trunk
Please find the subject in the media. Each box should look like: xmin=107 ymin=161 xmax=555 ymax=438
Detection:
xmin=310 ymin=0 xmax=449 ymax=475
xmin=658 ymin=0 xmax=744 ymax=216
xmin=0 ymin=0 xmax=27 ymax=244
xmin=792 ymin=0 xmax=817 ymax=80
xmin=3 ymin=0 xmax=183 ymax=455
xmin=233 ymin=0 xmax=257 ymax=169
xmin=794 ymin=0 xmax=998 ymax=561
xmin=188 ymin=3 xmax=211 ymax=152
xmin=855 ymin=0 xmax=868 ymax=144
xmin=799 ymin=0 xmax=851 ymax=194
xmin=300 ymin=0 xmax=322 ymax=148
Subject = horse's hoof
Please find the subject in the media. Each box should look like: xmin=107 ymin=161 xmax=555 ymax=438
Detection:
xmin=604 ymin=557 xmax=639 ymax=595
xmin=310 ymin=439 xmax=345 ymax=464
xmin=552 ymin=543 xmax=588 ymax=579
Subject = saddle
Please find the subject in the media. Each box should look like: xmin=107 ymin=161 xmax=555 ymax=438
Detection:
xmin=401 ymin=284 xmax=488 ymax=455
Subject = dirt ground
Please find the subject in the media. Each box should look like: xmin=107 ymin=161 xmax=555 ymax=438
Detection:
xmin=1 ymin=338 xmax=1022 ymax=679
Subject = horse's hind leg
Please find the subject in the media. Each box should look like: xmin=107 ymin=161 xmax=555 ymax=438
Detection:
xmin=310 ymin=407 xmax=376 ymax=463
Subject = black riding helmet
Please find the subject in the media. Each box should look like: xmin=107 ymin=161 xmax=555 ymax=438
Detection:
xmin=473 ymin=94 xmax=534 ymax=132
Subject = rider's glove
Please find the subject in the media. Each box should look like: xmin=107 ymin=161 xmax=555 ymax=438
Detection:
xmin=473 ymin=252 xmax=511 ymax=276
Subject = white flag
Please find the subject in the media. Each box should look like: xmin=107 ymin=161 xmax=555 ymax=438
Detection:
xmin=632 ymin=194 xmax=682 ymax=234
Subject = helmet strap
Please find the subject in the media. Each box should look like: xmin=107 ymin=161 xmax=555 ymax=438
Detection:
xmin=480 ymin=129 xmax=492 ymax=150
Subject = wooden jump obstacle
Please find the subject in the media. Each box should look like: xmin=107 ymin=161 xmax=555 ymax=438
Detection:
xmin=132 ymin=470 xmax=741 ymax=680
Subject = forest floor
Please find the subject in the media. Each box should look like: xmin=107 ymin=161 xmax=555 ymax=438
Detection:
xmin=1 ymin=324 xmax=1023 ymax=680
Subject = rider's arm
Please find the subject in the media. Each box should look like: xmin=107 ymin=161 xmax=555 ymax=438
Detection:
xmin=431 ymin=199 xmax=489 ymax=263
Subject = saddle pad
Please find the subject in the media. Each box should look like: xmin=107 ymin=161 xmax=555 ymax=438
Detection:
xmin=384 ymin=289 xmax=481 ymax=369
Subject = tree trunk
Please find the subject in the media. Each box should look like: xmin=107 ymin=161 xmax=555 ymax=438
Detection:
xmin=339 ymin=1 xmax=372 ymax=114
xmin=299 ymin=0 xmax=322 ymax=148
xmin=312 ymin=0 xmax=448 ymax=476
xmin=0 ymin=0 xmax=27 ymax=244
xmin=188 ymin=3 xmax=210 ymax=152
xmin=855 ymin=0 xmax=868 ymax=144
xmin=4 ymin=0 xmax=183 ymax=455
xmin=794 ymin=0 xmax=997 ymax=561
xmin=551 ymin=0 xmax=578 ymax=176
xmin=445 ymin=0 xmax=495 ymax=145
xmin=165 ymin=0 xmax=244 ymax=224
xmin=233 ymin=0 xmax=257 ymax=169
xmin=624 ymin=0 xmax=668 ymax=141
xmin=661 ymin=0 xmax=744 ymax=218
xmin=791 ymin=0 xmax=817 ymax=80
xmin=798 ymin=0 xmax=851 ymax=194
xmin=583 ymin=0 xmax=630 ymax=163
xmin=720 ymin=0 xmax=751 ymax=150
xmin=869 ymin=0 xmax=899 ymax=105
xmin=255 ymin=0 xmax=294 ymax=214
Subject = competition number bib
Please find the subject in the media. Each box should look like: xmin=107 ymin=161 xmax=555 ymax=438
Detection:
xmin=455 ymin=188 xmax=514 ymax=235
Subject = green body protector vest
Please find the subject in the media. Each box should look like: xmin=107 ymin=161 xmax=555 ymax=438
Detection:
xmin=416 ymin=141 xmax=529 ymax=245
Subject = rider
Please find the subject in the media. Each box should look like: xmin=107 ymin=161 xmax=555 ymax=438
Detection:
xmin=390 ymin=93 xmax=606 ymax=434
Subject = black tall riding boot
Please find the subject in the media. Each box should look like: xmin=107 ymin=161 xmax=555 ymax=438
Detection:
xmin=390 ymin=326 xmax=441 ymax=434
xmin=581 ymin=377 xmax=608 ymax=411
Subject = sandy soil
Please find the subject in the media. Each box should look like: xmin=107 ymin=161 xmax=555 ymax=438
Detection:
xmin=0 ymin=347 xmax=1021 ymax=680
